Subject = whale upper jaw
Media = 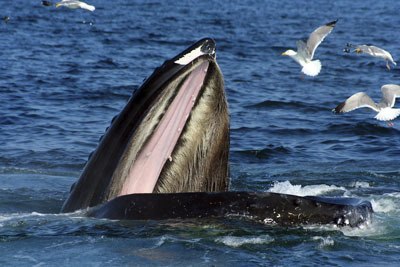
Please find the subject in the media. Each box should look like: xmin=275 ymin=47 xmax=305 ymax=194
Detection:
xmin=61 ymin=38 xmax=229 ymax=213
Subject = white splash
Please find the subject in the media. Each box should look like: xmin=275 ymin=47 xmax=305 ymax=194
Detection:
xmin=216 ymin=235 xmax=274 ymax=248
xmin=0 ymin=212 xmax=72 ymax=225
xmin=312 ymin=236 xmax=335 ymax=249
xmin=349 ymin=181 xmax=370 ymax=188
xmin=385 ymin=192 xmax=400 ymax=198
xmin=370 ymin=198 xmax=397 ymax=213
xmin=267 ymin=180 xmax=346 ymax=196
xmin=338 ymin=220 xmax=388 ymax=237
xmin=370 ymin=192 xmax=400 ymax=214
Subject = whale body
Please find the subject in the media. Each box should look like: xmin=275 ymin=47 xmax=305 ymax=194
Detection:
xmin=62 ymin=38 xmax=373 ymax=227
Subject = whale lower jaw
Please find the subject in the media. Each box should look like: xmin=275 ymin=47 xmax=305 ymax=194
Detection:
xmin=87 ymin=192 xmax=373 ymax=227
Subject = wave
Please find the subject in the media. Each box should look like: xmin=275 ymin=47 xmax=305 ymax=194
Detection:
xmin=248 ymin=99 xmax=306 ymax=108
xmin=0 ymin=211 xmax=48 ymax=223
xmin=312 ymin=236 xmax=335 ymax=249
xmin=231 ymin=125 xmax=314 ymax=137
xmin=325 ymin=122 xmax=400 ymax=136
xmin=232 ymin=145 xmax=291 ymax=160
xmin=369 ymin=192 xmax=400 ymax=214
xmin=215 ymin=234 xmax=274 ymax=248
xmin=91 ymin=58 xmax=123 ymax=69
xmin=304 ymin=220 xmax=388 ymax=238
xmin=0 ymin=166 xmax=75 ymax=176
xmin=267 ymin=180 xmax=347 ymax=197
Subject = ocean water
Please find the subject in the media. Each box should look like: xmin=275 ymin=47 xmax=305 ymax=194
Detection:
xmin=1 ymin=0 xmax=400 ymax=266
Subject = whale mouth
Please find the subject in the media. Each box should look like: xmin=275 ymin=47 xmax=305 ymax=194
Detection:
xmin=61 ymin=38 xmax=229 ymax=212
xmin=105 ymin=52 xmax=222 ymax=199
xmin=118 ymin=60 xmax=210 ymax=195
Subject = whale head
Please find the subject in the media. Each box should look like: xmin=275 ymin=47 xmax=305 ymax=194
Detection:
xmin=61 ymin=38 xmax=230 ymax=212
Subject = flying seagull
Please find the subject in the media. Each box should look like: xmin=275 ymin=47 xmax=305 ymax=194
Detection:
xmin=353 ymin=44 xmax=396 ymax=70
xmin=282 ymin=20 xmax=338 ymax=77
xmin=333 ymin=84 xmax=400 ymax=126
xmin=55 ymin=0 xmax=95 ymax=11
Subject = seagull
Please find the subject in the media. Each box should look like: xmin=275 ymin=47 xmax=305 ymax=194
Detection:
xmin=55 ymin=0 xmax=95 ymax=11
xmin=282 ymin=20 xmax=338 ymax=77
xmin=352 ymin=44 xmax=396 ymax=70
xmin=333 ymin=84 xmax=400 ymax=126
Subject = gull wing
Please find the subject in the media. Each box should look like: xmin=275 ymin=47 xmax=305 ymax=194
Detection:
xmin=296 ymin=40 xmax=310 ymax=60
xmin=333 ymin=92 xmax=379 ymax=113
xmin=381 ymin=84 xmax=400 ymax=107
xmin=368 ymin=46 xmax=390 ymax=57
xmin=356 ymin=45 xmax=393 ymax=60
xmin=306 ymin=20 xmax=337 ymax=60
xmin=357 ymin=45 xmax=384 ymax=56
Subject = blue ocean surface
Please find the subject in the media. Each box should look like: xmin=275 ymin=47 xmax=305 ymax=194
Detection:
xmin=1 ymin=0 xmax=400 ymax=265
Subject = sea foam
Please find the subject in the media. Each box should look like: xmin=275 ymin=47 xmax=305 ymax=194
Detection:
xmin=267 ymin=180 xmax=346 ymax=196
xmin=216 ymin=235 xmax=274 ymax=247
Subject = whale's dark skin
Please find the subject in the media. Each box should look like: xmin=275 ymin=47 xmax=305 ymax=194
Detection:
xmin=87 ymin=192 xmax=372 ymax=227
xmin=62 ymin=38 xmax=373 ymax=227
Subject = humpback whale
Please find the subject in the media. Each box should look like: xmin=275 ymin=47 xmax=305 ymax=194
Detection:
xmin=62 ymin=38 xmax=229 ymax=212
xmin=62 ymin=38 xmax=373 ymax=227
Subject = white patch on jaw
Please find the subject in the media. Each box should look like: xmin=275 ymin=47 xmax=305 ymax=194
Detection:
xmin=174 ymin=46 xmax=204 ymax=65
